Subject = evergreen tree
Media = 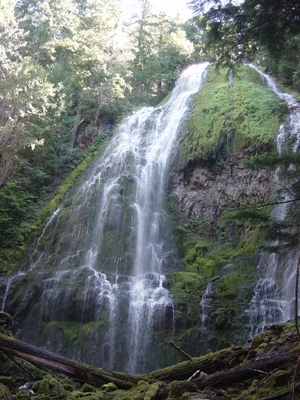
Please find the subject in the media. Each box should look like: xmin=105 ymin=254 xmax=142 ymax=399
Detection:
xmin=0 ymin=0 xmax=57 ymax=184
xmin=189 ymin=0 xmax=300 ymax=77
xmin=129 ymin=3 xmax=194 ymax=104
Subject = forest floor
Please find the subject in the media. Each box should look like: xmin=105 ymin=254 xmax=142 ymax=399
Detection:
xmin=1 ymin=314 xmax=300 ymax=400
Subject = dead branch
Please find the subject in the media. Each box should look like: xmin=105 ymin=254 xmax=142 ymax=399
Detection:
xmin=169 ymin=340 xmax=194 ymax=361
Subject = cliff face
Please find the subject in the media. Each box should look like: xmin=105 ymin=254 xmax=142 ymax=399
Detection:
xmin=170 ymin=155 xmax=270 ymax=242
xmin=168 ymin=64 xmax=286 ymax=246
xmin=164 ymin=65 xmax=287 ymax=359
xmin=167 ymin=156 xmax=271 ymax=358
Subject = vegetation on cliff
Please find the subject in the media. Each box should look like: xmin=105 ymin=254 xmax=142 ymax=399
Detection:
xmin=178 ymin=65 xmax=287 ymax=168
xmin=190 ymin=0 xmax=300 ymax=94
xmin=168 ymin=63 xmax=289 ymax=358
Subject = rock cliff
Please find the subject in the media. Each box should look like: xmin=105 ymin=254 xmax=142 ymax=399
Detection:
xmin=164 ymin=64 xmax=287 ymax=360
xmin=170 ymin=155 xmax=270 ymax=242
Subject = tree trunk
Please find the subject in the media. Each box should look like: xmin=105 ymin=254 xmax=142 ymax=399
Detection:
xmin=69 ymin=118 xmax=85 ymax=150
xmin=0 ymin=333 xmax=135 ymax=389
xmin=0 ymin=333 xmax=251 ymax=385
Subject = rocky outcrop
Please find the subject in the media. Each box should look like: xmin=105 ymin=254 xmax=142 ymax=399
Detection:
xmin=170 ymin=153 xmax=270 ymax=242
xmin=166 ymin=152 xmax=272 ymax=358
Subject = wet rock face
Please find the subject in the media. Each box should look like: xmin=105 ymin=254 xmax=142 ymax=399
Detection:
xmin=170 ymin=155 xmax=270 ymax=242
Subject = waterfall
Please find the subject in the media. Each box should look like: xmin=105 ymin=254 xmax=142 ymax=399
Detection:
xmin=1 ymin=63 xmax=209 ymax=374
xmin=199 ymin=281 xmax=214 ymax=352
xmin=245 ymin=65 xmax=300 ymax=335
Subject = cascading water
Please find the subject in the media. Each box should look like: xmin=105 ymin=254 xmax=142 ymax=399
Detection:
xmin=1 ymin=63 xmax=209 ymax=373
xmin=245 ymin=65 xmax=300 ymax=335
xmin=199 ymin=281 xmax=214 ymax=352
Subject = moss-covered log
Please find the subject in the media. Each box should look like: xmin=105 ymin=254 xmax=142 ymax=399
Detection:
xmin=195 ymin=351 xmax=297 ymax=389
xmin=145 ymin=345 xmax=249 ymax=381
xmin=2 ymin=330 xmax=298 ymax=398
xmin=0 ymin=333 xmax=135 ymax=389
xmin=0 ymin=332 xmax=251 ymax=385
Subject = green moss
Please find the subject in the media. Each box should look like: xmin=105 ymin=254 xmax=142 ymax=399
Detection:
xmin=169 ymin=380 xmax=198 ymax=399
xmin=0 ymin=384 xmax=11 ymax=400
xmin=217 ymin=271 xmax=251 ymax=294
xmin=178 ymin=65 xmax=287 ymax=168
xmin=182 ymin=239 xmax=237 ymax=276
xmin=170 ymin=271 xmax=206 ymax=294
xmin=37 ymin=156 xmax=93 ymax=225
xmin=158 ymin=93 xmax=171 ymax=106
xmin=171 ymin=225 xmax=259 ymax=349
xmin=42 ymin=320 xmax=109 ymax=360
xmin=32 ymin=375 xmax=68 ymax=397
xmin=115 ymin=380 xmax=150 ymax=400
xmin=29 ymin=135 xmax=110 ymax=241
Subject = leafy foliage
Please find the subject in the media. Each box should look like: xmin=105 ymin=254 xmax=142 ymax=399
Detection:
xmin=190 ymin=0 xmax=300 ymax=65
xmin=128 ymin=2 xmax=195 ymax=105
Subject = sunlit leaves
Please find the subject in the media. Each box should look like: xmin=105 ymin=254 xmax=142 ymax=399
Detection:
xmin=129 ymin=8 xmax=195 ymax=104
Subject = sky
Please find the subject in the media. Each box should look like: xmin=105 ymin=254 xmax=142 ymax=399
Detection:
xmin=151 ymin=0 xmax=193 ymax=19
xmin=125 ymin=0 xmax=193 ymax=20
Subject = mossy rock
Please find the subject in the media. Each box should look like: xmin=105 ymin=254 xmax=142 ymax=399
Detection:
xmin=82 ymin=384 xmax=97 ymax=393
xmin=168 ymin=380 xmax=199 ymax=399
xmin=0 ymin=313 xmax=13 ymax=330
xmin=178 ymin=65 xmax=287 ymax=168
xmin=101 ymin=383 xmax=117 ymax=393
xmin=0 ymin=385 xmax=11 ymax=400
xmin=117 ymin=380 xmax=151 ymax=400
xmin=41 ymin=320 xmax=109 ymax=362
xmin=0 ymin=380 xmax=12 ymax=391
xmin=263 ymin=369 xmax=291 ymax=388
xmin=143 ymin=381 xmax=168 ymax=400
xmin=67 ymin=393 xmax=106 ymax=400
xmin=16 ymin=390 xmax=31 ymax=399
xmin=32 ymin=397 xmax=50 ymax=400
xmin=32 ymin=376 xmax=67 ymax=396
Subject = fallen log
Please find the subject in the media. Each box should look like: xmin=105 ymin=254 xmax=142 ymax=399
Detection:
xmin=1 ymin=331 xmax=297 ymax=394
xmin=195 ymin=351 xmax=298 ymax=390
xmin=0 ymin=332 xmax=253 ymax=385
xmin=0 ymin=333 xmax=135 ymax=389
xmin=0 ymin=331 xmax=252 ymax=385
xmin=145 ymin=345 xmax=250 ymax=382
